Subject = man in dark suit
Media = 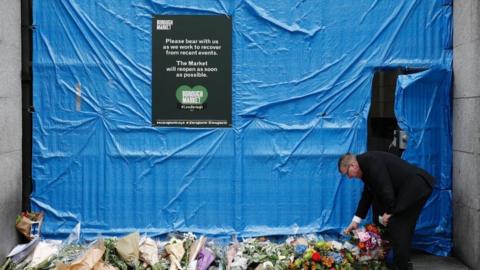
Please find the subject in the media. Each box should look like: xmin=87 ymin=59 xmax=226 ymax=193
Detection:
xmin=338 ymin=151 xmax=435 ymax=270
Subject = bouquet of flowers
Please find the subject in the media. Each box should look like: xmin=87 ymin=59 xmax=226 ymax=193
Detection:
xmin=287 ymin=224 xmax=389 ymax=270
xmin=346 ymin=224 xmax=389 ymax=270
xmin=289 ymin=239 xmax=354 ymax=270
xmin=228 ymin=237 xmax=293 ymax=270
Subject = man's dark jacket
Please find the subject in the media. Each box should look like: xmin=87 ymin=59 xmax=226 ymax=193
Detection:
xmin=354 ymin=151 xmax=435 ymax=218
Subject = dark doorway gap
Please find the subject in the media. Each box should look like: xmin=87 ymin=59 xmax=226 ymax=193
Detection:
xmin=21 ymin=0 xmax=33 ymax=211
xmin=368 ymin=68 xmax=425 ymax=156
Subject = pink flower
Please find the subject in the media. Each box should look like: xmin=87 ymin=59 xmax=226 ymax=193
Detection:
xmin=357 ymin=231 xmax=371 ymax=242
xmin=365 ymin=240 xmax=376 ymax=249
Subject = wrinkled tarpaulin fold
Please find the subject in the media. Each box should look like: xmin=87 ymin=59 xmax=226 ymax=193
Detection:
xmin=32 ymin=0 xmax=453 ymax=255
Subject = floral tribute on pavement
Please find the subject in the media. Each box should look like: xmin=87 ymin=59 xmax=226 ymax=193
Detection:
xmin=287 ymin=224 xmax=389 ymax=270
xmin=1 ymin=224 xmax=389 ymax=270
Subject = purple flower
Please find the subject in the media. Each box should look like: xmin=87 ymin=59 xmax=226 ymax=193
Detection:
xmin=196 ymin=248 xmax=215 ymax=270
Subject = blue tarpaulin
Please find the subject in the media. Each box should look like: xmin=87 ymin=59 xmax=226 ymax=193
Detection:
xmin=32 ymin=0 xmax=453 ymax=255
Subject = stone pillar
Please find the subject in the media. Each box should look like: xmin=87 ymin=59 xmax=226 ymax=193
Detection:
xmin=453 ymin=0 xmax=480 ymax=268
xmin=0 ymin=0 xmax=22 ymax=260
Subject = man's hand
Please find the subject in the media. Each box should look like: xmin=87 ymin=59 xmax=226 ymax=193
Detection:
xmin=381 ymin=213 xmax=392 ymax=226
xmin=343 ymin=221 xmax=359 ymax=235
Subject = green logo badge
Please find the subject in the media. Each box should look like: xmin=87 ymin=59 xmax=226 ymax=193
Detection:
xmin=176 ymin=85 xmax=208 ymax=105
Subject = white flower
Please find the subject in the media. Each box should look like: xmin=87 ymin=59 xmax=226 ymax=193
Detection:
xmin=329 ymin=240 xmax=343 ymax=251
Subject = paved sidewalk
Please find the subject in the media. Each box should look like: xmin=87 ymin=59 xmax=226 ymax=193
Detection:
xmin=411 ymin=251 xmax=470 ymax=270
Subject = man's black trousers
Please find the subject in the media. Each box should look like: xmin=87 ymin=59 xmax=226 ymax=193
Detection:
xmin=387 ymin=177 xmax=433 ymax=270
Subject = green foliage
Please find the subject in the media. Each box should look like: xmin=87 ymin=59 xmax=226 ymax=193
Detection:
xmin=103 ymin=238 xmax=129 ymax=270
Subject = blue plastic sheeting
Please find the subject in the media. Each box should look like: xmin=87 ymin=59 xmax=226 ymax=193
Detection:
xmin=395 ymin=68 xmax=452 ymax=255
xmin=32 ymin=0 xmax=453 ymax=255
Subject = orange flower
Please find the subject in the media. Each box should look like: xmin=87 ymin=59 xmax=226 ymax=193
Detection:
xmin=358 ymin=242 xmax=366 ymax=249
xmin=321 ymin=256 xmax=334 ymax=268
xmin=366 ymin=224 xmax=379 ymax=234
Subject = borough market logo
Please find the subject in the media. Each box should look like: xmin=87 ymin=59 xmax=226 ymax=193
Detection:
xmin=176 ymin=85 xmax=208 ymax=111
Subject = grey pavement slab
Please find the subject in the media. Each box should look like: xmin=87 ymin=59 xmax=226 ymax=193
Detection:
xmin=411 ymin=251 xmax=471 ymax=270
